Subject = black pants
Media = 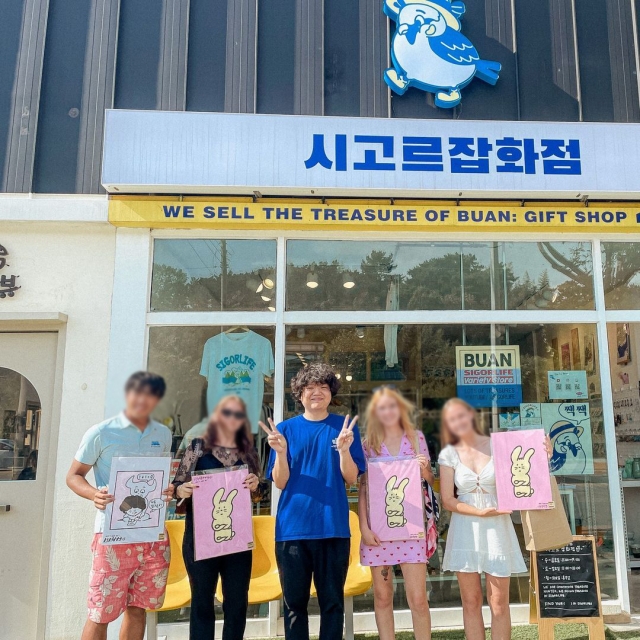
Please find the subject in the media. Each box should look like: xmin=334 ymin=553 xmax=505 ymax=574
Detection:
xmin=183 ymin=534 xmax=252 ymax=640
xmin=276 ymin=538 xmax=350 ymax=640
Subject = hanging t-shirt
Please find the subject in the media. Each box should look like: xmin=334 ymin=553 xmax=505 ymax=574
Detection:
xmin=200 ymin=331 xmax=274 ymax=433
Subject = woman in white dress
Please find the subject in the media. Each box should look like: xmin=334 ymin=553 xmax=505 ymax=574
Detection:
xmin=438 ymin=397 xmax=527 ymax=640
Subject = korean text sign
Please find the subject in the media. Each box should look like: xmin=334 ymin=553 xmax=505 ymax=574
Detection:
xmin=367 ymin=457 xmax=425 ymax=542
xmin=455 ymin=345 xmax=522 ymax=408
xmin=102 ymin=456 xmax=171 ymax=545
xmin=492 ymin=430 xmax=554 ymax=512
xmin=192 ymin=466 xmax=254 ymax=560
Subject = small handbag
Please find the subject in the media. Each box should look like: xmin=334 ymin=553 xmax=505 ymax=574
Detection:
xmin=423 ymin=479 xmax=440 ymax=559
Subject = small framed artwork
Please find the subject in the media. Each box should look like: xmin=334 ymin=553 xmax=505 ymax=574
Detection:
xmin=583 ymin=333 xmax=596 ymax=375
xmin=551 ymin=338 xmax=560 ymax=370
xmin=617 ymin=323 xmax=631 ymax=365
xmin=561 ymin=343 xmax=571 ymax=370
xmin=571 ymin=328 xmax=581 ymax=369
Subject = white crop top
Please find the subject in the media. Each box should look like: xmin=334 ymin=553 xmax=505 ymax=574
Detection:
xmin=438 ymin=444 xmax=496 ymax=496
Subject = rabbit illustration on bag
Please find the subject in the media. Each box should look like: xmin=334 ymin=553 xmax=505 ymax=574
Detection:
xmin=385 ymin=475 xmax=409 ymax=528
xmin=510 ymin=446 xmax=535 ymax=498
xmin=212 ymin=487 xmax=238 ymax=543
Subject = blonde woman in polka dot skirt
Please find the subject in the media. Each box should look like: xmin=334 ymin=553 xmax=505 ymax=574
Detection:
xmin=358 ymin=386 xmax=436 ymax=640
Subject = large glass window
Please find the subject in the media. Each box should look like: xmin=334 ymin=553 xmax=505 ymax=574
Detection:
xmin=186 ymin=0 xmax=227 ymax=113
xmin=602 ymin=242 xmax=640 ymax=309
xmin=607 ymin=322 xmax=640 ymax=589
xmin=0 ymin=368 xmax=41 ymax=482
xmin=151 ymin=239 xmax=277 ymax=312
xmin=286 ymin=241 xmax=594 ymax=311
xmin=32 ymin=0 xmax=92 ymax=193
xmin=149 ymin=325 xmax=275 ymax=623
xmin=285 ymin=322 xmax=617 ymax=610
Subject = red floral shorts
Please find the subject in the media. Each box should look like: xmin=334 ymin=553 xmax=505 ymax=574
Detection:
xmin=87 ymin=533 xmax=171 ymax=623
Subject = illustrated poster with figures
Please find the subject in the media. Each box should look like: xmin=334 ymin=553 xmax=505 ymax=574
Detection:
xmin=492 ymin=430 xmax=554 ymax=512
xmin=541 ymin=402 xmax=594 ymax=475
xmin=102 ymin=456 xmax=171 ymax=545
xmin=367 ymin=456 xmax=425 ymax=543
xmin=192 ymin=466 xmax=254 ymax=560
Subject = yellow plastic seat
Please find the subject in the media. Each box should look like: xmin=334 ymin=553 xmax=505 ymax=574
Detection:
xmin=216 ymin=515 xmax=282 ymax=604
xmin=146 ymin=519 xmax=192 ymax=639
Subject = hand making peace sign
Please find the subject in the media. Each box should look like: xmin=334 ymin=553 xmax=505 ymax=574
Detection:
xmin=259 ymin=418 xmax=288 ymax=455
xmin=335 ymin=414 xmax=358 ymax=453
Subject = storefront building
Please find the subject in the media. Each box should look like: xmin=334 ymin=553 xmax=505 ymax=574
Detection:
xmin=3 ymin=2 xmax=640 ymax=639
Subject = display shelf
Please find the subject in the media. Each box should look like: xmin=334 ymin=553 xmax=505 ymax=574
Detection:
xmin=621 ymin=479 xmax=640 ymax=488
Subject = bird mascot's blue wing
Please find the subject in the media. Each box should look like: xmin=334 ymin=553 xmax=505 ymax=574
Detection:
xmin=429 ymin=30 xmax=479 ymax=65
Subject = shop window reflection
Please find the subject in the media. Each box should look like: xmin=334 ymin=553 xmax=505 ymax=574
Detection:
xmin=286 ymin=241 xmax=594 ymax=311
xmin=0 ymin=368 xmax=41 ymax=482
xmin=602 ymin=242 xmax=640 ymax=309
xmin=151 ymin=240 xmax=277 ymax=312
xmin=285 ymin=323 xmax=616 ymax=613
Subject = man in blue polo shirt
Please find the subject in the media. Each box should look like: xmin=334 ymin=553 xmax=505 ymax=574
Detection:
xmin=262 ymin=363 xmax=366 ymax=640
xmin=67 ymin=372 xmax=174 ymax=640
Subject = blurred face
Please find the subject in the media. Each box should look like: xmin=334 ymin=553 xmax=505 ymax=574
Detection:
xmin=301 ymin=382 xmax=332 ymax=413
xmin=215 ymin=398 xmax=247 ymax=435
xmin=374 ymin=394 xmax=402 ymax=430
xmin=125 ymin=388 xmax=161 ymax=420
xmin=443 ymin=403 xmax=476 ymax=440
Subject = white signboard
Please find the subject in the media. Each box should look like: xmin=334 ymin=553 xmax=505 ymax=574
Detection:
xmin=103 ymin=110 xmax=640 ymax=199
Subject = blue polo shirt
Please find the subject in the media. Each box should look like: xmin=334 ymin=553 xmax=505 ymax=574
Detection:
xmin=267 ymin=413 xmax=366 ymax=542
xmin=75 ymin=412 xmax=172 ymax=532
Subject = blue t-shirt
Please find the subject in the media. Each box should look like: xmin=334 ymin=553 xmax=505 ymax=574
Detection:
xmin=267 ymin=413 xmax=366 ymax=541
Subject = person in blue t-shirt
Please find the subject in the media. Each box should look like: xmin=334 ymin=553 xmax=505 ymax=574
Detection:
xmin=262 ymin=363 xmax=366 ymax=640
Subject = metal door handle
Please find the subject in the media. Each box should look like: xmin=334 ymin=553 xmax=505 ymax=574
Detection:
xmin=0 ymin=504 xmax=10 ymax=512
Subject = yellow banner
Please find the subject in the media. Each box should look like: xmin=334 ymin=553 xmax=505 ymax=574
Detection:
xmin=108 ymin=198 xmax=640 ymax=233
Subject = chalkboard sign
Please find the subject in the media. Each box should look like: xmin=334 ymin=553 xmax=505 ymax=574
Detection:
xmin=535 ymin=538 xmax=600 ymax=619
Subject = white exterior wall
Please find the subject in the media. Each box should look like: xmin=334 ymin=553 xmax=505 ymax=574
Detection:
xmin=0 ymin=197 xmax=115 ymax=640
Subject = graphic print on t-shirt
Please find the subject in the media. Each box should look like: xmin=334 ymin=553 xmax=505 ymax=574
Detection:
xmin=200 ymin=331 xmax=275 ymax=432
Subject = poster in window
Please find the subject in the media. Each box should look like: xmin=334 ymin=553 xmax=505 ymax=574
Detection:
xmin=192 ymin=466 xmax=254 ymax=560
xmin=540 ymin=403 xmax=594 ymax=475
xmin=617 ymin=323 xmax=631 ymax=364
xmin=492 ymin=429 xmax=554 ymax=511
xmin=583 ymin=333 xmax=596 ymax=375
xmin=367 ymin=456 xmax=425 ymax=542
xmin=551 ymin=338 xmax=560 ymax=370
xmin=102 ymin=456 xmax=171 ymax=545
xmin=561 ymin=343 xmax=571 ymax=370
xmin=571 ymin=328 xmax=581 ymax=369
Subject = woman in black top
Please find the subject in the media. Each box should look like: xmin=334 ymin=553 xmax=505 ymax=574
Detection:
xmin=173 ymin=395 xmax=260 ymax=640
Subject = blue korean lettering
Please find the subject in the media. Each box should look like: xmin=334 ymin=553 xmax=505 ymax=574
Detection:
xmin=541 ymin=139 xmax=581 ymax=175
xmin=495 ymin=137 xmax=539 ymax=174
xmin=402 ymin=137 xmax=444 ymax=172
xmin=304 ymin=134 xmax=347 ymax=171
xmin=449 ymin=137 xmax=492 ymax=173
xmin=354 ymin=135 xmax=395 ymax=171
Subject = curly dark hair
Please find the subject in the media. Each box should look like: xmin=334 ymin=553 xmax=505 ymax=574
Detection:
xmin=290 ymin=362 xmax=341 ymax=402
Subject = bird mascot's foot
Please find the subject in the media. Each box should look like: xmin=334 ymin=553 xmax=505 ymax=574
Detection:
xmin=475 ymin=59 xmax=501 ymax=85
xmin=384 ymin=68 xmax=409 ymax=95
xmin=435 ymin=89 xmax=461 ymax=108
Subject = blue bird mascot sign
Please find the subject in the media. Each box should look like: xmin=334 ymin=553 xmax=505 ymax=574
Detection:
xmin=384 ymin=0 xmax=501 ymax=108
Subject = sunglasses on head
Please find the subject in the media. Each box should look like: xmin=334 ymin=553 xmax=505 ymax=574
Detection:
xmin=221 ymin=408 xmax=246 ymax=420
xmin=372 ymin=384 xmax=398 ymax=393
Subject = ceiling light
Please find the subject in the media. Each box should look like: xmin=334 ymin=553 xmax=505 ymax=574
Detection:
xmin=342 ymin=273 xmax=355 ymax=289
xmin=267 ymin=306 xmax=276 ymax=312
xmin=256 ymin=282 xmax=264 ymax=293
xmin=306 ymin=272 xmax=319 ymax=288
xmin=261 ymin=295 xmax=271 ymax=302
xmin=297 ymin=328 xmax=306 ymax=339
xmin=356 ymin=327 xmax=365 ymax=339
xmin=262 ymin=272 xmax=275 ymax=290
xmin=336 ymin=373 xmax=341 ymax=379
xmin=346 ymin=374 xmax=353 ymax=382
